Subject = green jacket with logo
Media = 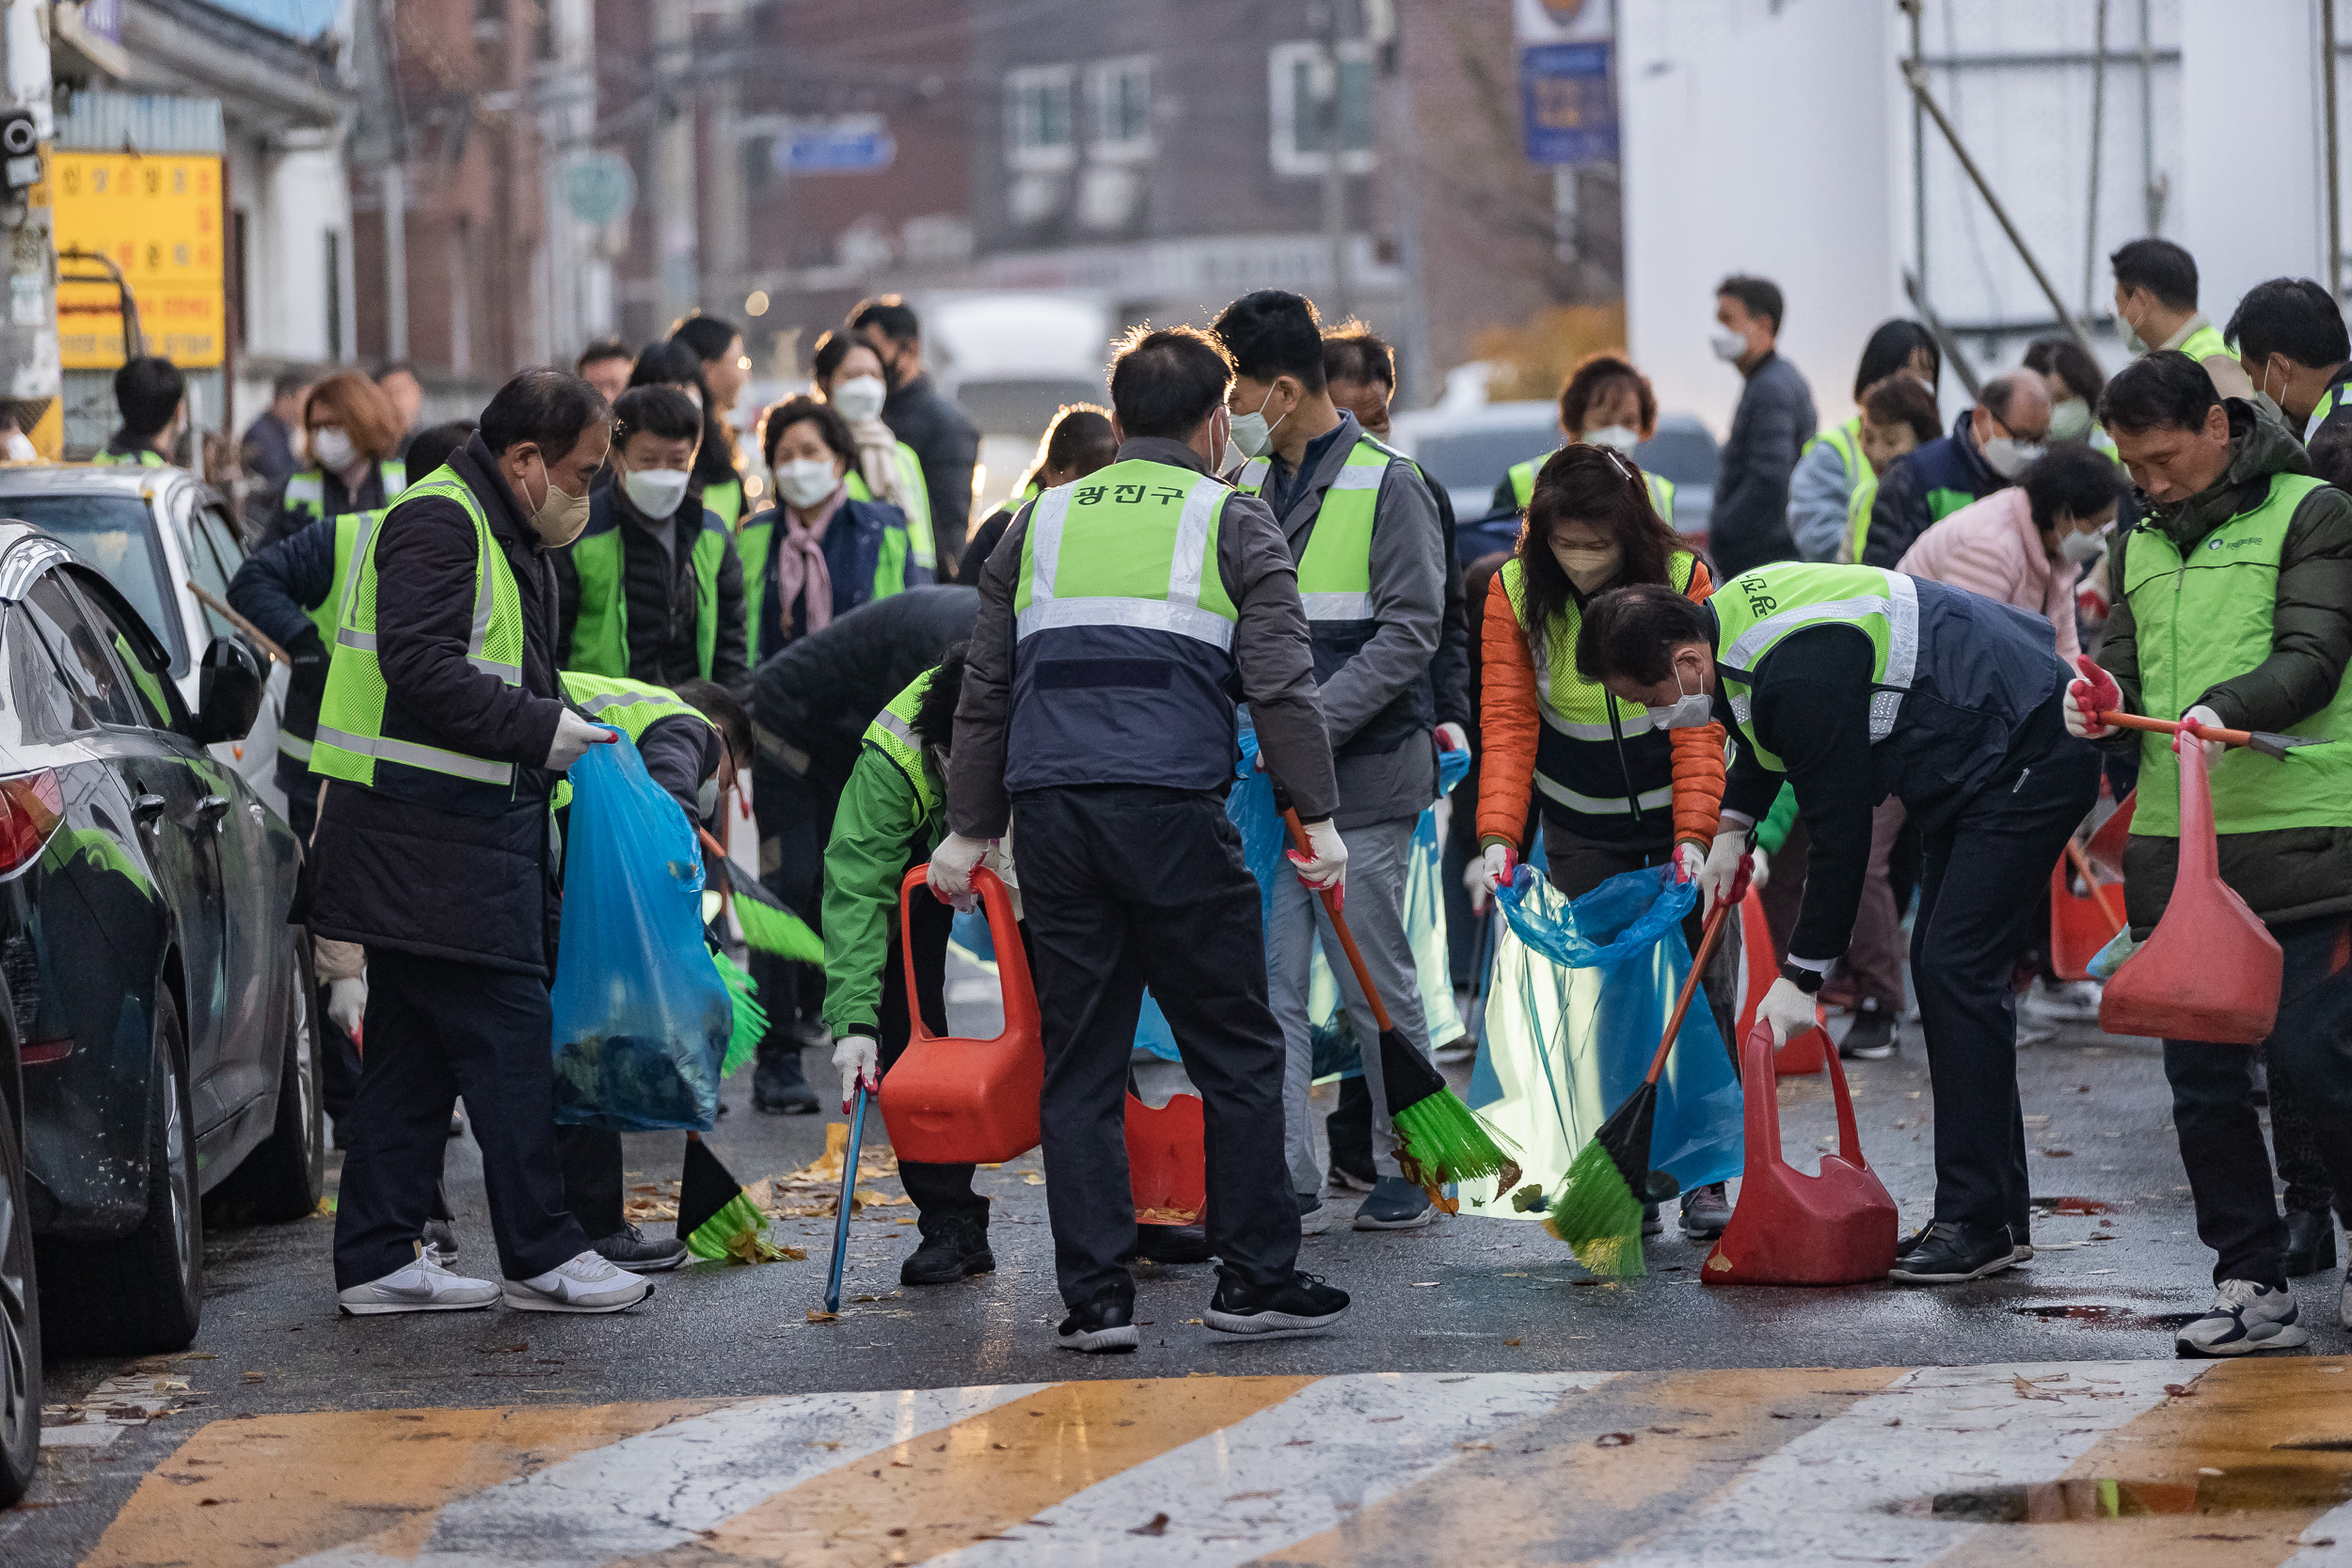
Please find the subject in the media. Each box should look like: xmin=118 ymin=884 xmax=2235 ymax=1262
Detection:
xmin=2099 ymin=398 xmax=2352 ymax=928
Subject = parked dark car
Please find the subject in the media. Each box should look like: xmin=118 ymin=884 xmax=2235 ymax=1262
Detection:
xmin=0 ymin=523 xmax=318 ymax=1504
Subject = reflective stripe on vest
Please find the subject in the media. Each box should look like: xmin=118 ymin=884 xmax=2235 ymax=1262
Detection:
xmin=1710 ymin=562 xmax=1919 ymax=770
xmin=1016 ymin=469 xmax=1236 ymax=650
xmin=285 ymin=459 xmax=406 ymax=522
xmin=1504 ymin=550 xmax=1699 ymax=738
xmin=309 ymin=509 xmax=373 ymax=645
xmin=862 ymin=668 xmax=941 ymax=819
xmin=278 ymin=730 xmax=313 ymax=760
xmin=2120 ymin=472 xmax=2352 ymax=834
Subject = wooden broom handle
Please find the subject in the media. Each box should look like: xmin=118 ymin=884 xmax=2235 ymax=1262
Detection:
xmin=2099 ymin=708 xmax=2260 ymax=749
xmin=696 ymin=825 xmax=736 ymax=927
xmin=1645 ymin=893 xmax=1733 ymax=1087
xmin=1279 ymin=807 xmax=1397 ymax=1034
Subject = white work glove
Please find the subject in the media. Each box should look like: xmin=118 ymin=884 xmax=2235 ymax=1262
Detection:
xmin=546 ymin=709 xmax=617 ymax=770
xmin=2179 ymin=703 xmax=2227 ymax=764
xmin=832 ymin=1034 xmax=879 ymax=1111
xmin=1469 ymin=843 xmax=1516 ymax=914
xmin=1757 ymin=976 xmax=1820 ymax=1048
xmin=326 ymin=976 xmax=366 ymax=1037
xmin=927 ymin=831 xmax=991 ymax=911
xmin=1674 ymin=841 xmax=1705 ymax=885
xmin=1749 ymin=845 xmax=1771 ymax=891
xmin=1288 ymin=816 xmax=1349 ymax=903
xmin=1694 ymin=829 xmax=1748 ymax=916
xmin=1435 ymin=721 xmax=1470 ymax=759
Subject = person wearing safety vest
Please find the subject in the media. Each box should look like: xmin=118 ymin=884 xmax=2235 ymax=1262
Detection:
xmin=958 ymin=404 xmax=1116 ymax=584
xmin=230 ymin=420 xmax=478 ymax=844
xmin=671 ymin=314 xmax=752 ymax=532
xmin=2111 ymin=237 xmax=2255 ymax=404
xmin=1840 ymin=374 xmax=1946 ymax=567
xmin=1470 ymin=443 xmax=1738 ymax=1241
xmin=931 ymin=323 xmax=1351 ymax=1352
xmin=1860 ymin=370 xmax=2053 ymax=569
xmin=2225 ymin=277 xmax=2352 ymax=451
xmin=554 ymin=385 xmax=749 ymax=693
xmin=257 ymin=371 xmax=409 ymax=550
xmin=305 ymin=368 xmax=653 ymax=1320
xmin=1493 ymin=353 xmax=1678 ymax=531
xmin=1214 ymin=288 xmax=1451 ymax=1238
xmin=2066 ymin=353 xmax=2352 ymax=1356
xmin=810 ymin=327 xmax=937 ymax=578
xmin=1581 ymin=559 xmax=2099 ymax=1290
xmin=93 ymin=356 xmax=184 ymax=467
xmin=1788 ymin=322 xmax=1940 ymax=562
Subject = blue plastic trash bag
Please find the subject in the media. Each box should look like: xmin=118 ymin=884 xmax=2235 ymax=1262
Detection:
xmin=550 ymin=733 xmax=731 ymax=1132
xmin=1457 ymin=863 xmax=1743 ymax=1217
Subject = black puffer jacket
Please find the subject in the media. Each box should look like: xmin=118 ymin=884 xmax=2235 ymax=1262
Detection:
xmin=2101 ymin=399 xmax=2352 ymax=928
xmin=302 ymin=436 xmax=570 ymax=975
xmin=754 ymin=585 xmax=978 ymax=791
xmin=553 ymin=480 xmax=751 ymax=695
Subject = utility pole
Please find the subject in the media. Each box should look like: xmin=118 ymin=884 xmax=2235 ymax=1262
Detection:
xmin=0 ymin=0 xmax=57 ymax=457
xmin=703 ymin=0 xmax=747 ymax=324
xmin=1371 ymin=0 xmax=1431 ymax=406
xmin=655 ymin=0 xmax=700 ymax=327
xmin=1316 ymin=0 xmax=1353 ymax=320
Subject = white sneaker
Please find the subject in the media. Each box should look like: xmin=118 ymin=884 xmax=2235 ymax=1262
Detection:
xmin=2175 ymin=1278 xmax=2309 ymax=1356
xmin=1296 ymin=1193 xmax=1336 ymax=1236
xmin=338 ymin=1249 xmax=498 ymax=1316
xmin=503 ymin=1250 xmax=653 ymax=1313
xmin=2026 ymin=977 xmax=2104 ymax=1022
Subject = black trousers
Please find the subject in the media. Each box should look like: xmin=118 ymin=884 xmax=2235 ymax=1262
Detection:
xmin=753 ymin=758 xmax=842 ymax=1057
xmin=1014 ymin=784 xmax=1298 ymax=1307
xmin=1911 ymin=704 xmax=2102 ymax=1239
xmin=2167 ymin=913 xmax=2352 ymax=1287
xmin=877 ymin=886 xmax=988 ymax=1228
xmin=332 ymin=948 xmax=588 ymax=1288
xmin=555 ymin=1125 xmax=625 ymax=1240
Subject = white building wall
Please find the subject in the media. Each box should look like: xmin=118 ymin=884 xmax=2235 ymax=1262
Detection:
xmin=254 ymin=130 xmax=351 ymax=365
xmin=2179 ymin=0 xmax=2327 ymax=329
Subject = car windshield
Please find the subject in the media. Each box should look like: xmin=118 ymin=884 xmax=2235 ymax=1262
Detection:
xmin=1412 ymin=426 xmax=1553 ymax=495
xmin=0 ymin=494 xmax=184 ymax=671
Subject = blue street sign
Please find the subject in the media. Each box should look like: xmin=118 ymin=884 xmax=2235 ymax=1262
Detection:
xmin=775 ymin=118 xmax=898 ymax=176
xmin=1521 ymin=41 xmax=1618 ymax=166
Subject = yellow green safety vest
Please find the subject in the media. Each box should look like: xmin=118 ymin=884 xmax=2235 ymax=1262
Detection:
xmin=310 ymin=467 xmax=531 ymax=810
xmin=1845 ymin=467 xmax=1879 ymax=563
xmin=862 ymin=666 xmax=941 ymax=821
xmin=91 ymin=447 xmax=165 ymax=467
xmin=843 ymin=438 xmax=935 ymax=573
xmin=2303 ymin=366 xmax=2352 ymax=444
xmin=1708 ymin=562 xmax=1919 ymax=773
xmin=284 ymin=459 xmax=406 ymax=523
xmin=2175 ymin=322 xmax=2231 ymax=363
xmin=1507 ymin=449 xmax=1677 ymax=524
xmin=703 ymin=474 xmax=743 ymax=532
xmin=549 ymin=672 xmax=713 ymax=811
xmin=277 ymin=506 xmax=383 ymax=766
xmin=1805 ymin=415 xmax=1866 ymax=487
xmin=563 ymin=495 xmax=734 ymax=683
xmin=2119 ymin=473 xmax=2352 ymax=835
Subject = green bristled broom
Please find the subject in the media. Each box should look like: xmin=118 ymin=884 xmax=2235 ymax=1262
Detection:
xmin=1279 ymin=807 xmax=1520 ymax=1205
xmin=698 ymin=827 xmax=824 ymax=963
xmin=1546 ymin=893 xmax=1733 ymax=1277
xmin=678 ymin=1135 xmax=790 ymax=1263
xmin=707 ymin=946 xmax=767 ymax=1078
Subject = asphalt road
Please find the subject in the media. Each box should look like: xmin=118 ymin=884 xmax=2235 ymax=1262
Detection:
xmin=7 ymin=997 xmax=2344 ymax=1564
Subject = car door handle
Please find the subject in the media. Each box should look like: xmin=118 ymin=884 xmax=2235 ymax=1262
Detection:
xmin=132 ymin=793 xmax=167 ymax=828
xmin=197 ymin=795 xmax=231 ymax=833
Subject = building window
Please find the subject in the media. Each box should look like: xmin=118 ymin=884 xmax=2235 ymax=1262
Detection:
xmin=1267 ymin=41 xmax=1375 ymax=177
xmin=1006 ymin=64 xmax=1076 ymax=172
xmin=1088 ymin=55 xmax=1153 ymax=158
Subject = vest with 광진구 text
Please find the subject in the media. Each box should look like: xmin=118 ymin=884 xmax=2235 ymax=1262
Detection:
xmin=309 ymin=469 xmax=530 ymax=815
xmin=1707 ymin=562 xmax=1921 ymax=774
xmin=1500 ymin=549 xmax=1697 ymax=839
xmin=1007 ymin=459 xmax=1240 ymax=795
xmin=2120 ymin=472 xmax=2352 ymax=835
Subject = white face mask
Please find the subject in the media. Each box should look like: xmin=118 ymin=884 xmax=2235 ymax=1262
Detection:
xmin=775 ymin=457 xmax=839 ymax=510
xmin=2115 ymin=301 xmax=2149 ymax=356
xmin=1709 ymin=329 xmax=1749 ymax=363
xmin=695 ymin=776 xmax=722 ymax=820
xmin=2047 ymin=398 xmax=2092 ymax=443
xmin=622 ymin=466 xmax=691 ymax=518
xmin=832 ymin=375 xmax=887 ymax=422
xmin=1583 ymin=424 xmax=1641 ymax=453
xmin=2057 ymin=517 xmax=2109 ymax=564
xmin=1649 ymin=664 xmax=1713 ymax=731
xmin=310 ymin=426 xmax=358 ymax=471
xmin=1981 ymin=434 xmax=2043 ymax=480
xmin=1228 ymin=386 xmax=1287 ymax=461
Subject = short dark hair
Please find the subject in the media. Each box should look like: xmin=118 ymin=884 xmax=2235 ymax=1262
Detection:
xmin=1979 ymin=370 xmax=2042 ymax=425
xmin=405 ymin=419 xmax=476 ymax=480
xmin=1042 ymin=404 xmax=1117 ymax=476
xmin=1213 ymin=289 xmax=1327 ymax=393
xmin=630 ymin=341 xmax=731 ymax=487
xmin=1573 ymin=582 xmax=1715 ymax=687
xmin=2020 ymin=444 xmax=2129 ymax=533
xmin=2224 ymin=277 xmax=2350 ymax=371
xmin=114 ymin=356 xmax=184 ymax=438
xmin=1716 ymin=275 xmax=1784 ymax=336
xmin=849 ymin=295 xmax=920 ymax=344
xmin=2111 ymin=237 xmax=2199 ymax=311
xmin=2023 ymin=335 xmax=2106 ymax=409
xmin=271 ymin=366 xmax=311 ymax=400
xmin=673 ymin=677 xmax=752 ymax=768
xmin=1854 ymin=319 xmax=1938 ymax=402
xmin=1322 ymin=322 xmax=1395 ymax=389
xmin=2308 ymin=426 xmax=2352 ymax=489
xmin=612 ymin=385 xmax=703 ymax=447
xmin=1861 ymin=374 xmax=1943 ymax=446
xmin=911 ymin=643 xmax=967 ymax=752
xmin=477 ymin=368 xmax=610 ymax=461
xmin=809 ymin=327 xmax=875 ymax=388
xmin=670 ymin=314 xmax=741 ymax=363
xmin=1555 ymin=352 xmax=1657 ymax=439
xmin=575 ymin=337 xmax=632 ymax=372
xmin=760 ymin=394 xmax=856 ymax=471
xmin=2098 ymin=350 xmax=2217 ymax=436
xmin=1108 ymin=325 xmax=1233 ymax=440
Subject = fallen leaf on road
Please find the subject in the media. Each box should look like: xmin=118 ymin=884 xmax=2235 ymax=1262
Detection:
xmin=1024 ymin=1173 xmax=1046 ymax=1185
xmin=1129 ymin=1513 xmax=1170 ymax=1537
xmin=2042 ymin=1148 xmax=2074 ymax=1158
xmin=805 ymin=1309 xmax=838 ymax=1323
xmin=2011 ymin=1376 xmax=2062 ymax=1402
xmin=1595 ymin=1433 xmax=1635 ymax=1447
xmin=2164 ymin=1383 xmax=2198 ymax=1397
xmin=1503 ymin=1338 xmax=1523 ymax=1347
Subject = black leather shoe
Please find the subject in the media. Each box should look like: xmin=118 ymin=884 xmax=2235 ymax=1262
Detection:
xmin=753 ymin=1048 xmax=818 ymax=1115
xmin=1888 ymin=1221 xmax=2020 ymax=1284
xmin=2285 ymin=1208 xmax=2338 ymax=1277
xmin=901 ymin=1220 xmax=995 ymax=1285
xmin=591 ymin=1224 xmax=689 ymax=1273
xmin=1056 ymin=1290 xmax=1138 ymax=1353
xmin=1133 ymin=1223 xmax=1215 ymax=1263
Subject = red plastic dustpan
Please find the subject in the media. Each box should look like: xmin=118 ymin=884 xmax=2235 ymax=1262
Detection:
xmin=877 ymin=866 xmax=1045 ymax=1164
xmin=1703 ymin=1019 xmax=1898 ymax=1287
xmin=1124 ymin=1092 xmax=1205 ymax=1224
xmin=2097 ymin=739 xmax=2280 ymax=1044
xmin=1731 ymin=888 xmax=1825 ymax=1076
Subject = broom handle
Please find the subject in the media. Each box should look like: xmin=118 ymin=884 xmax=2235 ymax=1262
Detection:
xmin=1644 ymin=893 xmax=1734 ymax=1089
xmin=696 ymin=825 xmax=737 ymax=927
xmin=1279 ymin=807 xmax=1397 ymax=1033
xmin=2064 ymin=837 xmax=2124 ymax=937
xmin=2099 ymin=709 xmax=2262 ymax=749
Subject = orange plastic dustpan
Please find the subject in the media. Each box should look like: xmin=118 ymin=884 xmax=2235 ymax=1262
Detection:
xmin=877 ymin=866 xmax=1045 ymax=1164
xmin=2098 ymin=739 xmax=2280 ymax=1044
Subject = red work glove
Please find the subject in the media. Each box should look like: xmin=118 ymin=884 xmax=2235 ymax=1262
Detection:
xmin=2064 ymin=656 xmax=2121 ymax=740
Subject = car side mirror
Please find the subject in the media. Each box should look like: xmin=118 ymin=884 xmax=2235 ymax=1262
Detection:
xmin=190 ymin=635 xmax=262 ymax=745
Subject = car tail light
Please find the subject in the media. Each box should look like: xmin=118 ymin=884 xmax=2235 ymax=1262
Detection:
xmin=0 ymin=768 xmax=62 ymax=874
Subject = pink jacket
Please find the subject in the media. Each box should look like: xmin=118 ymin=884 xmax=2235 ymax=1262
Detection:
xmin=1894 ymin=487 xmax=2081 ymax=662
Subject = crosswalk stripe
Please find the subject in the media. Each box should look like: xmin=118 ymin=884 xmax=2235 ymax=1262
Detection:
xmin=919 ymin=1371 xmax=1613 ymax=1567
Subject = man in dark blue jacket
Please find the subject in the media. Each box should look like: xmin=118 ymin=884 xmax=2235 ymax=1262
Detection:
xmin=1861 ymin=372 xmax=2053 ymax=569
xmin=1708 ymin=276 xmax=1818 ymax=577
